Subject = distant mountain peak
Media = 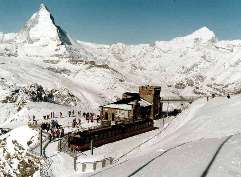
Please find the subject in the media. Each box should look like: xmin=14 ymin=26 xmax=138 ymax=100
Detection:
xmin=173 ymin=26 xmax=216 ymax=43
xmin=191 ymin=26 xmax=215 ymax=40
xmin=16 ymin=3 xmax=72 ymax=45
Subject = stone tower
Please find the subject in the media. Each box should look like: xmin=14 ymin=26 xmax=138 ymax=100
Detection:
xmin=139 ymin=86 xmax=161 ymax=119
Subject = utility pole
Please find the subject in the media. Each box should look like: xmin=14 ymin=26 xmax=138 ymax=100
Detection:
xmin=74 ymin=155 xmax=77 ymax=171
xmin=90 ymin=137 xmax=94 ymax=155
xmin=40 ymin=128 xmax=43 ymax=156
xmin=162 ymin=115 xmax=164 ymax=128
xmin=163 ymin=101 xmax=169 ymax=127
xmin=58 ymin=139 xmax=62 ymax=151
xmin=166 ymin=101 xmax=169 ymax=118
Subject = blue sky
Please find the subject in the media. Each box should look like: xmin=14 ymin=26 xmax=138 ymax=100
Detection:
xmin=0 ymin=0 xmax=240 ymax=44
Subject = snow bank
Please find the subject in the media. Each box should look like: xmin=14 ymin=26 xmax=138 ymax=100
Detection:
xmin=90 ymin=96 xmax=241 ymax=177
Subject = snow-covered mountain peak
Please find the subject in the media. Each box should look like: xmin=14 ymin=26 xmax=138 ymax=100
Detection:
xmin=173 ymin=26 xmax=216 ymax=44
xmin=16 ymin=3 xmax=72 ymax=45
xmin=190 ymin=26 xmax=216 ymax=41
xmin=39 ymin=3 xmax=48 ymax=11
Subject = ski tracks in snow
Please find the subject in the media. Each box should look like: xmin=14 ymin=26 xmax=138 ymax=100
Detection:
xmin=128 ymin=135 xmax=234 ymax=177
xmin=200 ymin=135 xmax=233 ymax=177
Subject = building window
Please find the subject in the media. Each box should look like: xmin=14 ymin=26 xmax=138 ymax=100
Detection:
xmin=112 ymin=113 xmax=115 ymax=121
xmin=105 ymin=112 xmax=108 ymax=120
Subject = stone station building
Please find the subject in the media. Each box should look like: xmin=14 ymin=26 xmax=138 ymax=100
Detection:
xmin=100 ymin=86 xmax=162 ymax=126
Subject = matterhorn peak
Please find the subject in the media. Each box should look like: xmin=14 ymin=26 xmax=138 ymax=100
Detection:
xmin=38 ymin=3 xmax=51 ymax=14
xmin=39 ymin=3 xmax=48 ymax=10
xmin=16 ymin=3 xmax=72 ymax=45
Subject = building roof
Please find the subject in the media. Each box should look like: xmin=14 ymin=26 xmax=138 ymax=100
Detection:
xmin=103 ymin=104 xmax=132 ymax=111
xmin=114 ymin=97 xmax=139 ymax=104
xmin=139 ymin=99 xmax=152 ymax=107
xmin=123 ymin=92 xmax=140 ymax=97
xmin=101 ymin=91 xmax=152 ymax=110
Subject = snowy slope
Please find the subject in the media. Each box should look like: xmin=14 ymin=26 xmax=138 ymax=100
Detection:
xmin=88 ymin=96 xmax=241 ymax=177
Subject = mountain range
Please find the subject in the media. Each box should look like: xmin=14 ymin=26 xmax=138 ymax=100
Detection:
xmin=1 ymin=3 xmax=241 ymax=114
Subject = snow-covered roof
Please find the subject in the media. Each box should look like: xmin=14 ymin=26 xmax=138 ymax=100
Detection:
xmin=103 ymin=104 xmax=132 ymax=111
xmin=139 ymin=99 xmax=152 ymax=107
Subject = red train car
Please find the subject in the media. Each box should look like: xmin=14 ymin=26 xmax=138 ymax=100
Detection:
xmin=68 ymin=120 xmax=154 ymax=151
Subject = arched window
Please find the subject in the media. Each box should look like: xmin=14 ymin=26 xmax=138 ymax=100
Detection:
xmin=105 ymin=112 xmax=108 ymax=120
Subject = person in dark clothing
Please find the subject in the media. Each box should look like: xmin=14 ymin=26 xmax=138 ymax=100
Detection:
xmin=97 ymin=115 xmax=100 ymax=123
xmin=72 ymin=118 xmax=77 ymax=128
xmin=56 ymin=129 xmax=60 ymax=138
xmin=41 ymin=123 xmax=45 ymax=130
xmin=78 ymin=111 xmax=81 ymax=116
xmin=46 ymin=123 xmax=50 ymax=132
xmin=61 ymin=128 xmax=64 ymax=137
xmin=68 ymin=111 xmax=71 ymax=117
xmin=227 ymin=94 xmax=231 ymax=99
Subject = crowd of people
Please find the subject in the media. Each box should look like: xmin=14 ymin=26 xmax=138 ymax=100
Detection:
xmin=41 ymin=120 xmax=64 ymax=141
xmin=71 ymin=112 xmax=101 ymax=128
xmin=41 ymin=110 xmax=100 ymax=121
xmin=29 ymin=109 xmax=102 ymax=141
